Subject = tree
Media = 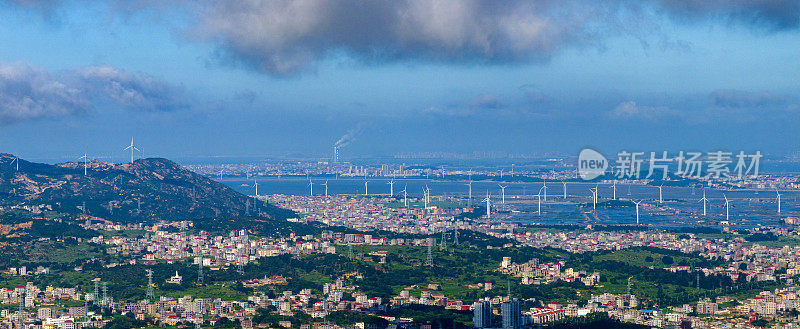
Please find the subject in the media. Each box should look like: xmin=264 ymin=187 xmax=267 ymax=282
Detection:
xmin=661 ymin=256 xmax=674 ymax=265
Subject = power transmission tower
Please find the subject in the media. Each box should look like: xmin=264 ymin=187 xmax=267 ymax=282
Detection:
xmin=146 ymin=269 xmax=154 ymax=300
xmin=102 ymin=282 xmax=108 ymax=307
xmin=159 ymin=301 xmax=166 ymax=327
xmin=440 ymin=231 xmax=447 ymax=251
xmin=197 ymin=258 xmax=204 ymax=284
xmin=627 ymin=277 xmax=632 ymax=295
xmin=348 ymin=244 xmax=354 ymax=260
xmin=453 ymin=229 xmax=458 ymax=245
xmin=507 ymin=279 xmax=511 ymax=297
xmin=426 ymin=238 xmax=433 ymax=266
xmin=18 ymin=292 xmax=25 ymax=324
xmin=696 ymin=272 xmax=700 ymax=290
xmin=93 ymin=279 xmax=100 ymax=305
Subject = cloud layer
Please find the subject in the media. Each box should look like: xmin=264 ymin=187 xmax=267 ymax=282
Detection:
xmin=190 ymin=0 xmax=800 ymax=76
xmin=0 ymin=62 xmax=183 ymax=125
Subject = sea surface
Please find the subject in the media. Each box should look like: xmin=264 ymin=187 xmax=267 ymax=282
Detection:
xmin=220 ymin=178 xmax=800 ymax=229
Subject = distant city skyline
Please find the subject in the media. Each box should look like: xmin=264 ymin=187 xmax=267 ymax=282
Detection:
xmin=0 ymin=1 xmax=798 ymax=160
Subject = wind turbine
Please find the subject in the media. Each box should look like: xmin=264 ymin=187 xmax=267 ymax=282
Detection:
xmin=402 ymin=184 xmax=408 ymax=207
xmin=483 ymin=192 xmax=491 ymax=218
xmin=364 ymin=180 xmax=369 ymax=196
xmin=423 ymin=188 xmax=429 ymax=208
xmin=542 ymin=180 xmax=548 ymax=201
xmin=536 ymin=187 xmax=544 ymax=214
xmin=498 ymin=184 xmax=507 ymax=204
xmin=632 ymin=200 xmax=641 ymax=225
xmin=724 ymin=194 xmax=731 ymax=221
xmin=425 ymin=185 xmax=431 ymax=204
xmin=466 ymin=180 xmax=473 ymax=207
xmin=323 ymin=180 xmax=329 ymax=197
xmin=387 ymin=178 xmax=395 ymax=196
xmin=308 ymin=180 xmax=314 ymax=196
xmin=777 ymin=190 xmax=782 ymax=214
xmin=9 ymin=156 xmax=18 ymax=171
xmin=562 ymin=181 xmax=567 ymax=199
xmin=658 ymin=185 xmax=663 ymax=204
xmin=78 ymin=153 xmax=89 ymax=175
xmin=123 ymin=137 xmax=140 ymax=163
xmin=700 ymin=190 xmax=708 ymax=216
xmin=252 ymin=180 xmax=259 ymax=196
xmin=590 ymin=187 xmax=598 ymax=210
xmin=612 ymin=181 xmax=617 ymax=200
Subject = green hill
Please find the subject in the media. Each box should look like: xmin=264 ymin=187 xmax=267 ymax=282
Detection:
xmin=0 ymin=154 xmax=294 ymax=223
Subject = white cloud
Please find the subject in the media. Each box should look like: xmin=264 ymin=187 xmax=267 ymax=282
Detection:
xmin=0 ymin=62 xmax=184 ymax=125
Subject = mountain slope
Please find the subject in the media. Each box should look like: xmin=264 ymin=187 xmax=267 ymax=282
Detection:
xmin=0 ymin=154 xmax=294 ymax=222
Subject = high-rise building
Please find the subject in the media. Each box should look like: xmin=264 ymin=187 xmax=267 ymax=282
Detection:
xmin=473 ymin=299 xmax=492 ymax=328
xmin=502 ymin=299 xmax=521 ymax=329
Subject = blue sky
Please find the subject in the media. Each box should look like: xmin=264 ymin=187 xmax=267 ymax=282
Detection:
xmin=0 ymin=0 xmax=798 ymax=163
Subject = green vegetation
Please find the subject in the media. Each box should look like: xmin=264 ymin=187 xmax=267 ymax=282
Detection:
xmin=382 ymin=305 xmax=473 ymax=328
xmin=588 ymin=247 xmax=722 ymax=269
xmin=0 ymin=156 xmax=296 ymax=223
xmin=550 ymin=312 xmax=650 ymax=329
xmin=253 ymin=307 xmax=314 ymax=328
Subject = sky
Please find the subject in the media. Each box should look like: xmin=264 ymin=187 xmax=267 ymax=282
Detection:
xmin=0 ymin=0 xmax=798 ymax=163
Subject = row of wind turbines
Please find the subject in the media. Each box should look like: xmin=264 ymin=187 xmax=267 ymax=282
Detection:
xmin=266 ymin=175 xmax=787 ymax=224
xmin=6 ymin=137 xmax=142 ymax=176
xmin=479 ymin=180 xmax=786 ymax=225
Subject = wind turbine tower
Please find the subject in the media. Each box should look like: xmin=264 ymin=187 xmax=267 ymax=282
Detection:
xmin=658 ymin=185 xmax=663 ymax=204
xmin=388 ymin=178 xmax=395 ymax=195
xmin=562 ymin=181 xmax=567 ymax=199
xmin=498 ymin=184 xmax=507 ymax=204
xmin=79 ymin=153 xmax=89 ymax=175
xmin=536 ymin=187 xmax=543 ymax=214
xmin=483 ymin=192 xmax=491 ymax=218
xmin=10 ymin=156 xmax=18 ymax=171
xmin=123 ymin=137 xmax=140 ymax=163
xmin=700 ymin=190 xmax=708 ymax=216
xmin=402 ymin=185 xmax=408 ymax=207
xmin=323 ymin=180 xmax=329 ymax=197
xmin=633 ymin=200 xmax=641 ymax=225
xmin=542 ymin=181 xmax=548 ymax=201
xmin=612 ymin=181 xmax=617 ymax=200
xmin=466 ymin=180 xmax=473 ymax=207
xmin=724 ymin=194 xmax=731 ymax=221
xmin=777 ymin=190 xmax=782 ymax=214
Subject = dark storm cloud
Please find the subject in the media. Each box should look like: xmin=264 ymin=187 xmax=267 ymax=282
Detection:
xmin=656 ymin=0 xmax=800 ymax=30
xmin=710 ymin=89 xmax=787 ymax=108
xmin=5 ymin=1 xmax=799 ymax=77
xmin=189 ymin=0 xmax=800 ymax=76
xmin=0 ymin=62 xmax=184 ymax=125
